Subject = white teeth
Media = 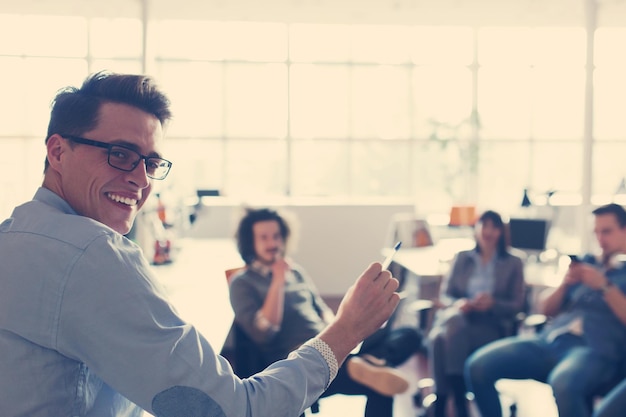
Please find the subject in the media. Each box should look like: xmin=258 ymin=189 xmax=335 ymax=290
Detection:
xmin=107 ymin=193 xmax=138 ymax=206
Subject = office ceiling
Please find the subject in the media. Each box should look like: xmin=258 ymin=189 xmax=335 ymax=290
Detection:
xmin=2 ymin=0 xmax=626 ymax=26
xmin=151 ymin=0 xmax=587 ymax=25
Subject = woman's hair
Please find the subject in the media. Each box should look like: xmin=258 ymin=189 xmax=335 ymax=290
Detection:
xmin=235 ymin=208 xmax=291 ymax=264
xmin=44 ymin=70 xmax=172 ymax=172
xmin=475 ymin=210 xmax=508 ymax=258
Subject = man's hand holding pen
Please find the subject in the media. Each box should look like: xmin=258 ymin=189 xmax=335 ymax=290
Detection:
xmin=317 ymin=249 xmax=402 ymax=363
xmin=332 ymin=263 xmax=400 ymax=345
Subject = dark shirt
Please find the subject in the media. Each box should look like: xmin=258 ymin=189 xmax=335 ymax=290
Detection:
xmin=229 ymin=264 xmax=332 ymax=363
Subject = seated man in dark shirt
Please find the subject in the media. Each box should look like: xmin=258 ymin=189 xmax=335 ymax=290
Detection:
xmin=229 ymin=207 xmax=414 ymax=417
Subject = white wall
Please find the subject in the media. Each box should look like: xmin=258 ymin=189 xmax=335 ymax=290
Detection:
xmin=179 ymin=198 xmax=595 ymax=297
xmin=185 ymin=199 xmax=415 ymax=295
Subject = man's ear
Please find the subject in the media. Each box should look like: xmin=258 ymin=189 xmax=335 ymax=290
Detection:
xmin=46 ymin=134 xmax=66 ymax=170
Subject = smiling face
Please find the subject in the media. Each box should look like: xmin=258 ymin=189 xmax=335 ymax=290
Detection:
xmin=44 ymin=102 xmax=164 ymax=234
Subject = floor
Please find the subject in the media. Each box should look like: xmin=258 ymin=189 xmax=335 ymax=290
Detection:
xmin=305 ymin=366 xmax=559 ymax=417
xmin=304 ymin=340 xmax=558 ymax=417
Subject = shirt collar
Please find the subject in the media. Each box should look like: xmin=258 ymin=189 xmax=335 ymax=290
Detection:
xmin=34 ymin=187 xmax=77 ymax=215
xmin=470 ymin=248 xmax=496 ymax=265
xmin=249 ymin=260 xmax=273 ymax=278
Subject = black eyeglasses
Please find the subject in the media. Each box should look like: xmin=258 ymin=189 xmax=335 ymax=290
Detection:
xmin=60 ymin=135 xmax=172 ymax=180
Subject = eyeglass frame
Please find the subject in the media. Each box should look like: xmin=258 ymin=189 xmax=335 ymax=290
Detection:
xmin=59 ymin=134 xmax=172 ymax=180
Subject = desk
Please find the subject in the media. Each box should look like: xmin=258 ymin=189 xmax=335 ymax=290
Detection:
xmin=150 ymin=237 xmax=242 ymax=350
xmin=383 ymin=239 xmax=474 ymax=276
xmin=382 ymin=238 xmax=475 ymax=287
xmin=381 ymin=239 xmax=475 ymax=318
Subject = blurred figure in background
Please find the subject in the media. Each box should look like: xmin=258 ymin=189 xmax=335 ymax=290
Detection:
xmin=466 ymin=203 xmax=626 ymax=417
xmin=229 ymin=207 xmax=413 ymax=417
xmin=428 ymin=210 xmax=525 ymax=417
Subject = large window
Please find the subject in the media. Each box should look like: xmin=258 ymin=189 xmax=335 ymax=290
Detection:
xmin=0 ymin=12 xmax=143 ymax=217
xmin=2 ymin=10 xmax=625 ymax=220
xmin=593 ymin=27 xmax=626 ymax=201
xmin=153 ymin=22 xmax=592 ymax=214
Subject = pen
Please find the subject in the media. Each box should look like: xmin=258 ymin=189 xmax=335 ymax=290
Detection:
xmin=381 ymin=241 xmax=402 ymax=270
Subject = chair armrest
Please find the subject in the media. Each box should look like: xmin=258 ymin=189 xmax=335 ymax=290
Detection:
xmin=408 ymin=299 xmax=435 ymax=312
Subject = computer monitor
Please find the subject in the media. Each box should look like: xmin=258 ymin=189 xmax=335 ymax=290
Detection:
xmin=508 ymin=218 xmax=550 ymax=252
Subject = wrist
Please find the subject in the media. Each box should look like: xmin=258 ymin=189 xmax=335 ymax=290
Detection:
xmin=254 ymin=310 xmax=280 ymax=332
xmin=303 ymin=338 xmax=339 ymax=385
xmin=318 ymin=322 xmax=360 ymax=365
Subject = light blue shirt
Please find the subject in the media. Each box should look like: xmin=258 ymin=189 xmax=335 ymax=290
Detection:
xmin=466 ymin=250 xmax=496 ymax=299
xmin=0 ymin=187 xmax=330 ymax=417
xmin=539 ymin=253 xmax=626 ymax=360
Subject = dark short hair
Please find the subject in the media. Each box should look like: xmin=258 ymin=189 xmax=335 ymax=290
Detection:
xmin=44 ymin=70 xmax=172 ymax=171
xmin=476 ymin=210 xmax=508 ymax=257
xmin=235 ymin=208 xmax=291 ymax=264
xmin=592 ymin=203 xmax=626 ymax=227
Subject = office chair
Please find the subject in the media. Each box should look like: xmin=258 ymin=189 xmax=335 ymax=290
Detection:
xmin=408 ymin=299 xmax=437 ymax=417
xmin=390 ymin=213 xmax=434 ymax=247
xmin=222 ymin=267 xmax=320 ymax=415
xmin=449 ymin=205 xmax=476 ymax=228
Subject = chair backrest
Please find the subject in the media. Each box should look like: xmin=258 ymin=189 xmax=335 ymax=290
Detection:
xmin=223 ymin=266 xmax=266 ymax=377
xmin=449 ymin=205 xmax=477 ymax=227
xmin=225 ymin=266 xmax=245 ymax=285
xmin=231 ymin=323 xmax=269 ymax=378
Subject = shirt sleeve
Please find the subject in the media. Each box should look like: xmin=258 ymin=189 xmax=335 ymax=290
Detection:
xmin=56 ymin=234 xmax=330 ymax=417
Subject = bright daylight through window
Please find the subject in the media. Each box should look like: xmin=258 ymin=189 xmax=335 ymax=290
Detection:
xmin=0 ymin=10 xmax=625 ymax=220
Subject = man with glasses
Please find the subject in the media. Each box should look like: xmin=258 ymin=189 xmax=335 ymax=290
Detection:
xmin=59 ymin=135 xmax=172 ymax=180
xmin=0 ymin=71 xmax=401 ymax=417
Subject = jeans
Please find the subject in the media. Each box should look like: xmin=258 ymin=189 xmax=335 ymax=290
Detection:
xmin=465 ymin=334 xmax=618 ymax=417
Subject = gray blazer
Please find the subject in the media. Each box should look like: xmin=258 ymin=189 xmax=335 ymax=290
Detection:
xmin=440 ymin=249 xmax=526 ymax=332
